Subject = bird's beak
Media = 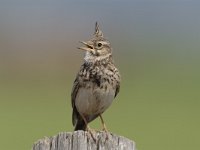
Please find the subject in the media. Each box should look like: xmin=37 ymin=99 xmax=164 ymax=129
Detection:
xmin=78 ymin=41 xmax=94 ymax=52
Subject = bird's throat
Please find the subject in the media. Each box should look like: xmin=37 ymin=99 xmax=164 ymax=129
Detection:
xmin=84 ymin=52 xmax=112 ymax=64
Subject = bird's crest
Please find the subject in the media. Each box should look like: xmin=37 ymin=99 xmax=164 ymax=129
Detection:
xmin=94 ymin=22 xmax=103 ymax=38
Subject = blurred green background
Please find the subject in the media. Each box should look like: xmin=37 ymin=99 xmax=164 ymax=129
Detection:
xmin=0 ymin=0 xmax=200 ymax=150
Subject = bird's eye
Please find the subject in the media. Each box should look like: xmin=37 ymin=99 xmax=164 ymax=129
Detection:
xmin=97 ymin=43 xmax=102 ymax=47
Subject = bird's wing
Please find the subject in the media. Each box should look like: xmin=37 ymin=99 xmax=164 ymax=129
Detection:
xmin=71 ymin=76 xmax=81 ymax=126
xmin=115 ymin=81 xmax=120 ymax=98
xmin=71 ymin=77 xmax=79 ymax=107
xmin=114 ymin=70 xmax=121 ymax=98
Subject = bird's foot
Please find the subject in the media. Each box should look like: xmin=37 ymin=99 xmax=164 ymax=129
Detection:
xmin=99 ymin=115 xmax=110 ymax=140
xmin=86 ymin=126 xmax=97 ymax=142
xmin=101 ymin=123 xmax=110 ymax=141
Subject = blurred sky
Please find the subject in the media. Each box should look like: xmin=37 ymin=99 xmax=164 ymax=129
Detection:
xmin=0 ymin=0 xmax=200 ymax=150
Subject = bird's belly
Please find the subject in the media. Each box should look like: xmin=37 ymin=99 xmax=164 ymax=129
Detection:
xmin=75 ymin=85 xmax=115 ymax=118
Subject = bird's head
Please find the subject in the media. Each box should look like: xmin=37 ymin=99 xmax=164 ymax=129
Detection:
xmin=78 ymin=22 xmax=112 ymax=62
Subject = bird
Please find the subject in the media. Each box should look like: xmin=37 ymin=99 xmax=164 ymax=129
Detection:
xmin=71 ymin=22 xmax=121 ymax=133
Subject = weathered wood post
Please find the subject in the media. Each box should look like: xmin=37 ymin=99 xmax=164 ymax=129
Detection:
xmin=32 ymin=131 xmax=136 ymax=150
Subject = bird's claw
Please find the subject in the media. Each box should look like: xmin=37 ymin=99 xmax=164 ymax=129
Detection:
xmin=86 ymin=126 xmax=97 ymax=142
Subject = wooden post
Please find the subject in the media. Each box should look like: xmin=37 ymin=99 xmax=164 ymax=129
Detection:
xmin=32 ymin=131 xmax=136 ymax=150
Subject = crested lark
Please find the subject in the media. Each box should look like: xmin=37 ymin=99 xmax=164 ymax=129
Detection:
xmin=71 ymin=22 xmax=121 ymax=132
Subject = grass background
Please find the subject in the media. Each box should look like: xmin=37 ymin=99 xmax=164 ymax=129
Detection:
xmin=0 ymin=0 xmax=200 ymax=149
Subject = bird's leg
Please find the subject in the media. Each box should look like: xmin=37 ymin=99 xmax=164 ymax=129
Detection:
xmin=99 ymin=114 xmax=108 ymax=132
xmin=80 ymin=114 xmax=96 ymax=142
xmin=99 ymin=114 xmax=110 ymax=141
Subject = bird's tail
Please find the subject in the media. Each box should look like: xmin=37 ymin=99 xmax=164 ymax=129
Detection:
xmin=73 ymin=107 xmax=87 ymax=131
xmin=74 ymin=120 xmax=86 ymax=131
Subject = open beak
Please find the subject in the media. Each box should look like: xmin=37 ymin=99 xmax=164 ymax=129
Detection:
xmin=78 ymin=41 xmax=94 ymax=52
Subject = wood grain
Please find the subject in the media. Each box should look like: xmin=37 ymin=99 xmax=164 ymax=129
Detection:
xmin=32 ymin=131 xmax=136 ymax=150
